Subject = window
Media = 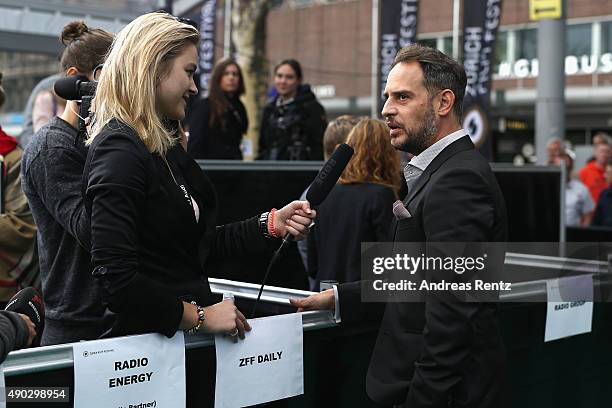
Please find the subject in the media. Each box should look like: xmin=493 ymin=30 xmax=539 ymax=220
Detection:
xmin=443 ymin=36 xmax=453 ymax=55
xmin=493 ymin=31 xmax=508 ymax=71
xmin=417 ymin=38 xmax=437 ymax=49
xmin=566 ymin=24 xmax=591 ymax=56
xmin=516 ymin=28 xmax=537 ymax=61
xmin=602 ymin=21 xmax=612 ymax=54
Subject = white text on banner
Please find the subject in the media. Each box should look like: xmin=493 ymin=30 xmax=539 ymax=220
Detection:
xmin=545 ymin=275 xmax=593 ymax=342
xmin=73 ymin=332 xmax=186 ymax=408
xmin=215 ymin=313 xmax=304 ymax=408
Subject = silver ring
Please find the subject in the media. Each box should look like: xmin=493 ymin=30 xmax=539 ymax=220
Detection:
xmin=229 ymin=328 xmax=239 ymax=337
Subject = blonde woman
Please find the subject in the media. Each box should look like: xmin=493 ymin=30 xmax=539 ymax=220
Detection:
xmin=308 ymin=118 xmax=402 ymax=289
xmin=84 ymin=12 xmax=314 ymax=341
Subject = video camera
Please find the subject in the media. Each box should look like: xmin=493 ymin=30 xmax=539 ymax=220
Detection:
xmin=53 ymin=75 xmax=97 ymax=140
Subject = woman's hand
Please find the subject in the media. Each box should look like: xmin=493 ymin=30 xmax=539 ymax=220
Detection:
xmin=273 ymin=201 xmax=316 ymax=240
xmin=181 ymin=299 xmax=251 ymax=339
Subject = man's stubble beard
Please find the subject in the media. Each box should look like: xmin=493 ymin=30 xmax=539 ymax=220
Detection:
xmin=396 ymin=103 xmax=438 ymax=155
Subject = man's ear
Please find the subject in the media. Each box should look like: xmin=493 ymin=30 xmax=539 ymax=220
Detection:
xmin=436 ymin=89 xmax=456 ymax=117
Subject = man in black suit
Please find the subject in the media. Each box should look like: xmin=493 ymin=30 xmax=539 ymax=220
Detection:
xmin=291 ymin=44 xmax=507 ymax=408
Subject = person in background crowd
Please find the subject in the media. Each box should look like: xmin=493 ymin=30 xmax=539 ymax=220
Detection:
xmin=579 ymin=141 xmax=611 ymax=204
xmin=592 ymin=159 xmax=612 ymax=227
xmin=258 ymin=59 xmax=327 ymax=161
xmin=21 ymin=21 xmax=114 ymax=345
xmin=308 ymin=119 xmax=401 ymax=290
xmin=546 ymin=137 xmax=565 ymax=165
xmin=555 ymin=151 xmax=594 ymax=227
xmin=0 ymin=309 xmax=36 ymax=363
xmin=586 ymin=132 xmax=612 ymax=163
xmin=0 ymin=71 xmax=39 ymax=308
xmin=296 ymin=115 xmax=361 ymax=278
xmin=84 ymin=12 xmax=315 ymax=346
xmin=187 ymin=59 xmax=247 ymax=160
xmin=17 ymin=74 xmax=63 ymax=148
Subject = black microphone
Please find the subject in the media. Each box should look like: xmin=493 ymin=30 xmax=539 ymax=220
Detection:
xmin=54 ymin=75 xmax=96 ymax=100
xmin=5 ymin=287 xmax=45 ymax=346
xmin=306 ymin=143 xmax=354 ymax=206
xmin=280 ymin=143 xmax=355 ymax=246
xmin=251 ymin=144 xmax=354 ymax=317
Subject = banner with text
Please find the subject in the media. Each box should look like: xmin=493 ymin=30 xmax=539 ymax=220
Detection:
xmin=379 ymin=0 xmax=419 ymax=113
xmin=215 ymin=313 xmax=304 ymax=408
xmin=73 ymin=332 xmax=186 ymax=408
xmin=462 ymin=0 xmax=503 ymax=159
xmin=198 ymin=0 xmax=217 ymax=97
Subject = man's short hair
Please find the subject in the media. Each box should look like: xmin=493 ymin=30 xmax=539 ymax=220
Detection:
xmin=546 ymin=137 xmax=563 ymax=148
xmin=393 ymin=44 xmax=467 ymax=119
xmin=323 ymin=115 xmax=362 ymax=158
xmin=592 ymin=132 xmax=611 ymax=145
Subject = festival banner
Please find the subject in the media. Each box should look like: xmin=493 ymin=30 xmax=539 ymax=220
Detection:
xmin=462 ymin=0 xmax=503 ymax=158
xmin=379 ymin=0 xmax=419 ymax=113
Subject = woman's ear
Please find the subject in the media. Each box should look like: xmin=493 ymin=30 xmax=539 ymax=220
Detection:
xmin=65 ymin=67 xmax=79 ymax=77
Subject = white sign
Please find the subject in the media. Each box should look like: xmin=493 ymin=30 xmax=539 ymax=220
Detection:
xmin=0 ymin=365 xmax=5 ymax=408
xmin=73 ymin=332 xmax=186 ymax=408
xmin=214 ymin=313 xmax=304 ymax=408
xmin=545 ymin=275 xmax=593 ymax=342
xmin=497 ymin=53 xmax=612 ymax=78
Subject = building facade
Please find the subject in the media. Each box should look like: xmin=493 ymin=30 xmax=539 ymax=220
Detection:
xmin=265 ymin=0 xmax=612 ymax=161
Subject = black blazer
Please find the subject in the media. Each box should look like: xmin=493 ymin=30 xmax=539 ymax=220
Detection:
xmin=308 ymin=182 xmax=395 ymax=288
xmin=338 ymin=136 xmax=508 ymax=408
xmin=83 ymin=119 xmax=268 ymax=338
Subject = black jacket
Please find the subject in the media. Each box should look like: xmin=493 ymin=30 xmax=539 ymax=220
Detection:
xmin=258 ymin=85 xmax=326 ymax=161
xmin=308 ymin=183 xmax=395 ymax=289
xmin=339 ymin=136 xmax=508 ymax=408
xmin=83 ymin=119 xmax=268 ymax=338
xmin=187 ymin=95 xmax=248 ymax=160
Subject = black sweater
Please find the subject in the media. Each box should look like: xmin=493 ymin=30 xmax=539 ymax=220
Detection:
xmin=84 ymin=119 xmax=268 ymax=338
xmin=0 ymin=311 xmax=29 ymax=362
xmin=187 ymin=95 xmax=248 ymax=160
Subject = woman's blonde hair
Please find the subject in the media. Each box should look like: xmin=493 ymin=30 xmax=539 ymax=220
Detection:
xmin=338 ymin=119 xmax=402 ymax=196
xmin=89 ymin=12 xmax=199 ymax=155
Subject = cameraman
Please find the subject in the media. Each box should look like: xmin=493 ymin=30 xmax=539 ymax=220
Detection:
xmin=21 ymin=21 xmax=114 ymax=345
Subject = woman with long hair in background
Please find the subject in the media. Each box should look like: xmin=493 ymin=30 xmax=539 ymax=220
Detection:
xmin=308 ymin=118 xmax=402 ymax=289
xmin=187 ymin=59 xmax=247 ymax=160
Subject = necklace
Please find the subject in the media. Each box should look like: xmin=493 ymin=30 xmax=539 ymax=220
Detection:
xmin=161 ymin=155 xmax=194 ymax=212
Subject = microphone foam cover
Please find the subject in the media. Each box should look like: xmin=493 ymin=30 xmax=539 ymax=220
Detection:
xmin=306 ymin=143 xmax=354 ymax=206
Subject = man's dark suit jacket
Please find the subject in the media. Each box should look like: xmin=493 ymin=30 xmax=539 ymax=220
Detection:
xmin=338 ymin=135 xmax=508 ymax=408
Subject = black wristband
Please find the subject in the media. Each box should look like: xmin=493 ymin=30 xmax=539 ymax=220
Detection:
xmin=259 ymin=211 xmax=273 ymax=239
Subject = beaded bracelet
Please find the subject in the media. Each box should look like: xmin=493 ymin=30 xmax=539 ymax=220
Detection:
xmin=269 ymin=208 xmax=279 ymax=238
xmin=185 ymin=301 xmax=205 ymax=335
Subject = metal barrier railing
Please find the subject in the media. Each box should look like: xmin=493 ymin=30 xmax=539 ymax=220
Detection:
xmin=2 ymin=280 xmax=334 ymax=377
xmin=3 ymin=252 xmax=610 ymax=376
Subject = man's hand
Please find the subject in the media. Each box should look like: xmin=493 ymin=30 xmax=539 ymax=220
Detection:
xmin=289 ymin=289 xmax=335 ymax=312
xmin=274 ymin=200 xmax=316 ymax=240
xmin=18 ymin=314 xmax=36 ymax=346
